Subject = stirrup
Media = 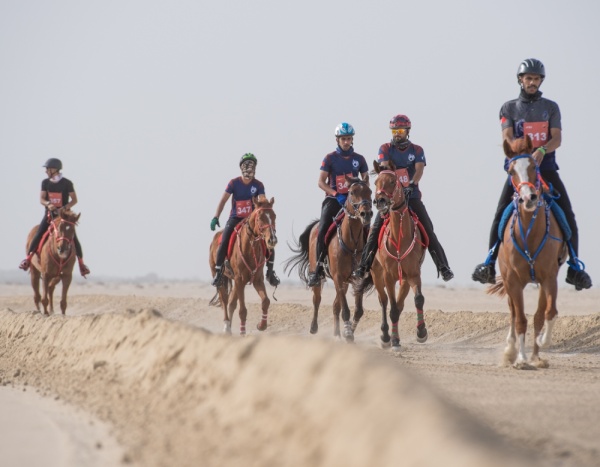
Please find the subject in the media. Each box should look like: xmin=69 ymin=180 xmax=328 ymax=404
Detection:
xmin=211 ymin=267 xmax=225 ymax=287
xmin=472 ymin=262 xmax=496 ymax=284
xmin=307 ymin=266 xmax=324 ymax=287
xmin=352 ymin=265 xmax=368 ymax=279
xmin=266 ymin=270 xmax=280 ymax=287
xmin=439 ymin=266 xmax=454 ymax=282
xmin=566 ymin=266 xmax=592 ymax=291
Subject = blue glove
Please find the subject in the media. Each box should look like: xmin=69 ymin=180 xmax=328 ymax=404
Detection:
xmin=210 ymin=217 xmax=220 ymax=231
xmin=335 ymin=193 xmax=348 ymax=205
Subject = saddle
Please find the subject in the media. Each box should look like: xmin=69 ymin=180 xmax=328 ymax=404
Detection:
xmin=218 ymin=219 xmax=269 ymax=260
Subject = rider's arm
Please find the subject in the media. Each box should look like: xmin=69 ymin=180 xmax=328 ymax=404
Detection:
xmin=214 ymin=192 xmax=231 ymax=218
xmin=412 ymin=162 xmax=424 ymax=184
xmin=39 ymin=191 xmax=50 ymax=208
xmin=318 ymin=171 xmax=336 ymax=196
xmin=65 ymin=191 xmax=77 ymax=211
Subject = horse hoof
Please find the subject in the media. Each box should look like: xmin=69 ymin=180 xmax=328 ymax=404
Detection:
xmin=344 ymin=334 xmax=355 ymax=343
xmin=256 ymin=322 xmax=267 ymax=332
xmin=379 ymin=336 xmax=391 ymax=349
xmin=310 ymin=324 xmax=318 ymax=335
xmin=416 ymin=329 xmax=428 ymax=343
xmin=392 ymin=344 xmax=401 ymax=353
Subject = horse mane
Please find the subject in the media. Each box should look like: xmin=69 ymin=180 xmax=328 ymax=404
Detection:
xmin=253 ymin=197 xmax=274 ymax=210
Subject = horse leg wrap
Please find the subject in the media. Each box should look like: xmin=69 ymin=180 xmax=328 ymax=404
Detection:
xmin=414 ymin=293 xmax=424 ymax=310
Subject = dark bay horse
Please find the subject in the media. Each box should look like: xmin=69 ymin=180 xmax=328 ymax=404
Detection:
xmin=209 ymin=197 xmax=277 ymax=335
xmin=26 ymin=209 xmax=80 ymax=315
xmin=356 ymin=161 xmax=427 ymax=351
xmin=488 ymin=136 xmax=566 ymax=368
xmin=284 ymin=177 xmax=373 ymax=342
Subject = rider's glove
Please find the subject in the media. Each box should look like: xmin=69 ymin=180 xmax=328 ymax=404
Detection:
xmin=210 ymin=217 xmax=220 ymax=231
xmin=403 ymin=181 xmax=415 ymax=198
xmin=336 ymin=193 xmax=348 ymax=205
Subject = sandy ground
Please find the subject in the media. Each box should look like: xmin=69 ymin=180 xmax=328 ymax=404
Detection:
xmin=1 ymin=279 xmax=599 ymax=467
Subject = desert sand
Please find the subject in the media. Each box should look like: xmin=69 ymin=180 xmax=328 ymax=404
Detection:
xmin=1 ymin=279 xmax=599 ymax=467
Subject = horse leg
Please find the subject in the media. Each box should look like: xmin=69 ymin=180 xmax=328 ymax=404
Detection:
xmin=310 ymin=284 xmax=322 ymax=334
xmin=503 ymin=294 xmax=519 ymax=365
xmin=507 ymin=285 xmax=528 ymax=368
xmin=254 ymin=279 xmax=270 ymax=331
xmin=30 ymin=267 xmax=41 ymax=312
xmin=236 ymin=283 xmax=248 ymax=336
xmin=412 ymin=284 xmax=427 ymax=343
xmin=41 ymin=278 xmax=50 ymax=316
xmin=223 ymin=281 xmax=237 ymax=335
xmin=60 ymin=274 xmax=72 ymax=315
xmin=332 ymin=293 xmax=341 ymax=338
xmin=532 ymin=281 xmax=557 ymax=368
xmin=386 ymin=276 xmax=401 ymax=351
xmin=48 ymin=280 xmax=57 ymax=315
xmin=373 ymin=265 xmax=390 ymax=347
xmin=351 ymin=285 xmax=365 ymax=333
xmin=338 ymin=282 xmax=354 ymax=343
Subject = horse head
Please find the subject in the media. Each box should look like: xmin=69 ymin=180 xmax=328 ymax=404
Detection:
xmin=373 ymin=160 xmax=404 ymax=214
xmin=251 ymin=196 xmax=278 ymax=250
xmin=343 ymin=175 xmax=373 ymax=225
xmin=51 ymin=209 xmax=80 ymax=259
xmin=503 ymin=136 xmax=542 ymax=211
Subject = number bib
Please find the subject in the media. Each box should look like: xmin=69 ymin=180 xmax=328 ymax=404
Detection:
xmin=523 ymin=122 xmax=549 ymax=148
xmin=335 ymin=173 xmax=353 ymax=194
xmin=394 ymin=168 xmax=410 ymax=188
xmin=235 ymin=199 xmax=253 ymax=218
xmin=48 ymin=191 xmax=63 ymax=207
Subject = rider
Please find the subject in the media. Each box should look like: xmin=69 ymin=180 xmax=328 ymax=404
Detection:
xmin=472 ymin=58 xmax=592 ymax=290
xmin=352 ymin=115 xmax=454 ymax=282
xmin=19 ymin=158 xmax=91 ymax=277
xmin=210 ymin=153 xmax=280 ymax=288
xmin=306 ymin=123 xmax=369 ymax=287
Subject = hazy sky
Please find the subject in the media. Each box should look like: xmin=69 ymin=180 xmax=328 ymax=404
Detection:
xmin=2 ymin=0 xmax=599 ymax=286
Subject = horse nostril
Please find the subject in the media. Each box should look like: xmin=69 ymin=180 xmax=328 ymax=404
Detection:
xmin=531 ymin=194 xmax=538 ymax=202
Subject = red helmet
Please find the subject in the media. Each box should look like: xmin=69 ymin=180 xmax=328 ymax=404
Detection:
xmin=389 ymin=114 xmax=411 ymax=130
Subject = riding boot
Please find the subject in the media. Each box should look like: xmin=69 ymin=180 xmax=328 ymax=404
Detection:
xmin=19 ymin=253 xmax=34 ymax=271
xmin=429 ymin=249 xmax=454 ymax=282
xmin=266 ymin=261 xmax=280 ymax=287
xmin=78 ymin=257 xmax=91 ymax=278
xmin=353 ymin=215 xmax=383 ymax=279
xmin=566 ymin=253 xmax=593 ymax=291
xmin=472 ymin=242 xmax=499 ymax=285
xmin=307 ymin=246 xmax=326 ymax=287
xmin=211 ymin=265 xmax=225 ymax=287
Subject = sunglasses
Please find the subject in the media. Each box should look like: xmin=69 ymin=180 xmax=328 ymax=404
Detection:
xmin=391 ymin=128 xmax=408 ymax=136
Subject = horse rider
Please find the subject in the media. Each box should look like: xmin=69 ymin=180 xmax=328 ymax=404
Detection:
xmin=19 ymin=158 xmax=91 ymax=277
xmin=352 ymin=114 xmax=454 ymax=282
xmin=306 ymin=122 xmax=370 ymax=287
xmin=210 ymin=153 xmax=280 ymax=288
xmin=472 ymin=58 xmax=592 ymax=290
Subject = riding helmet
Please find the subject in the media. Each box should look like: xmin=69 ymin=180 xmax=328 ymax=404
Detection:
xmin=389 ymin=114 xmax=411 ymax=130
xmin=517 ymin=58 xmax=545 ymax=80
xmin=334 ymin=122 xmax=355 ymax=137
xmin=43 ymin=158 xmax=62 ymax=170
xmin=239 ymin=153 xmax=257 ymax=167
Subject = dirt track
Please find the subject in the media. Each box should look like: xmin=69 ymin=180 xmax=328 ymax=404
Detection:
xmin=1 ymin=282 xmax=599 ymax=467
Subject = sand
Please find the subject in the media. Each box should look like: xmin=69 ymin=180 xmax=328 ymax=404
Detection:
xmin=1 ymin=280 xmax=599 ymax=467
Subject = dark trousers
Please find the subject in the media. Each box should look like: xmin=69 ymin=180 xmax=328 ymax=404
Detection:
xmin=488 ymin=172 xmax=579 ymax=261
xmin=215 ymin=217 xmax=275 ymax=268
xmin=28 ymin=213 xmax=83 ymax=258
xmin=316 ymin=197 xmax=343 ymax=262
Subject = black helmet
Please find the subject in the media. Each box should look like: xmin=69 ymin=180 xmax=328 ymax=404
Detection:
xmin=43 ymin=158 xmax=62 ymax=170
xmin=239 ymin=152 xmax=257 ymax=167
xmin=517 ymin=58 xmax=545 ymax=80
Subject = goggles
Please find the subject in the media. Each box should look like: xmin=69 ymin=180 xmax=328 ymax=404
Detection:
xmin=391 ymin=128 xmax=408 ymax=136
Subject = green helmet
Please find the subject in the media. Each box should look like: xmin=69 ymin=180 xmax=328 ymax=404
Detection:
xmin=239 ymin=153 xmax=257 ymax=167
xmin=43 ymin=158 xmax=62 ymax=170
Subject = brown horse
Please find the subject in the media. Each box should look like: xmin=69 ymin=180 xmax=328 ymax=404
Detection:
xmin=488 ymin=136 xmax=567 ymax=368
xmin=26 ymin=209 xmax=81 ymax=315
xmin=284 ymin=177 xmax=373 ymax=342
xmin=356 ymin=161 xmax=427 ymax=351
xmin=209 ymin=197 xmax=277 ymax=335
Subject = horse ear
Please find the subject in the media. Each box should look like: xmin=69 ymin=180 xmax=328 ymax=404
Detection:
xmin=387 ymin=160 xmax=396 ymax=171
xmin=525 ymin=135 xmax=533 ymax=153
xmin=503 ymin=139 xmax=513 ymax=157
xmin=270 ymin=197 xmax=275 ymax=205
xmin=373 ymin=160 xmax=381 ymax=173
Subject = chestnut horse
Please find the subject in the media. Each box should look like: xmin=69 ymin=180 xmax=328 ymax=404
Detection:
xmin=26 ymin=209 xmax=80 ymax=315
xmin=356 ymin=161 xmax=427 ymax=351
xmin=284 ymin=177 xmax=373 ymax=342
xmin=488 ymin=136 xmax=567 ymax=368
xmin=209 ymin=197 xmax=277 ymax=335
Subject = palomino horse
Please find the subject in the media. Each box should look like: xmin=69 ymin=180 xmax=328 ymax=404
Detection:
xmin=488 ymin=136 xmax=566 ymax=368
xmin=26 ymin=209 xmax=80 ymax=315
xmin=356 ymin=161 xmax=427 ymax=351
xmin=284 ymin=176 xmax=373 ymax=342
xmin=209 ymin=197 xmax=277 ymax=335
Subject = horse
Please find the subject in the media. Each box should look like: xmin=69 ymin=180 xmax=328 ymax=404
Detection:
xmin=25 ymin=209 xmax=81 ymax=315
xmin=209 ymin=196 xmax=278 ymax=336
xmin=356 ymin=160 xmax=427 ymax=352
xmin=488 ymin=136 xmax=567 ymax=369
xmin=284 ymin=176 xmax=373 ymax=342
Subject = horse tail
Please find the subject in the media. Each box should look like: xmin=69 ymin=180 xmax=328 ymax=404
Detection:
xmin=486 ymin=278 xmax=506 ymax=297
xmin=283 ymin=220 xmax=319 ymax=284
xmin=353 ymin=273 xmax=374 ymax=296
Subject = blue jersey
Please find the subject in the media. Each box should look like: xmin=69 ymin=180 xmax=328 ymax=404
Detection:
xmin=500 ymin=91 xmax=561 ymax=171
xmin=378 ymin=142 xmax=426 ymax=199
xmin=225 ymin=177 xmax=266 ymax=218
xmin=320 ymin=148 xmax=368 ymax=196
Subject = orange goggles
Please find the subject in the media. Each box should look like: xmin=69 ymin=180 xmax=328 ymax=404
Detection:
xmin=391 ymin=128 xmax=408 ymax=136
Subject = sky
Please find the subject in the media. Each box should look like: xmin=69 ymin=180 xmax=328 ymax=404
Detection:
xmin=2 ymin=0 xmax=599 ymax=287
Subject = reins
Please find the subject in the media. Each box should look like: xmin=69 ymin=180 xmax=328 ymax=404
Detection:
xmin=236 ymin=207 xmax=275 ymax=284
xmin=46 ymin=213 xmax=77 ymax=274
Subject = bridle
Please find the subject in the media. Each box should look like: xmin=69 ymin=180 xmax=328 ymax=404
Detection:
xmin=344 ymin=180 xmax=372 ymax=220
xmin=375 ymin=170 xmax=404 ymax=212
xmin=508 ymin=154 xmax=548 ymax=196
xmin=246 ymin=207 xmax=276 ymax=242
xmin=48 ymin=212 xmax=77 ymax=271
xmin=237 ymin=206 xmax=277 ymax=283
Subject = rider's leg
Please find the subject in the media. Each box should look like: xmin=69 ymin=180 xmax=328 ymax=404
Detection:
xmin=212 ymin=217 xmax=241 ymax=287
xmin=542 ymin=171 xmax=592 ymax=290
xmin=472 ymin=179 xmax=513 ymax=284
xmin=19 ymin=215 xmax=50 ymax=271
xmin=352 ymin=211 xmax=384 ymax=279
xmin=74 ymin=234 xmax=90 ymax=277
xmin=410 ymin=199 xmax=454 ymax=281
xmin=265 ymin=249 xmax=280 ymax=287
xmin=307 ymin=197 xmax=341 ymax=287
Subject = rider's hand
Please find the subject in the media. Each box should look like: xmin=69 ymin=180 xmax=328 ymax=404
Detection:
xmin=403 ymin=183 xmax=414 ymax=198
xmin=210 ymin=217 xmax=220 ymax=231
xmin=335 ymin=193 xmax=347 ymax=205
xmin=532 ymin=148 xmax=544 ymax=165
